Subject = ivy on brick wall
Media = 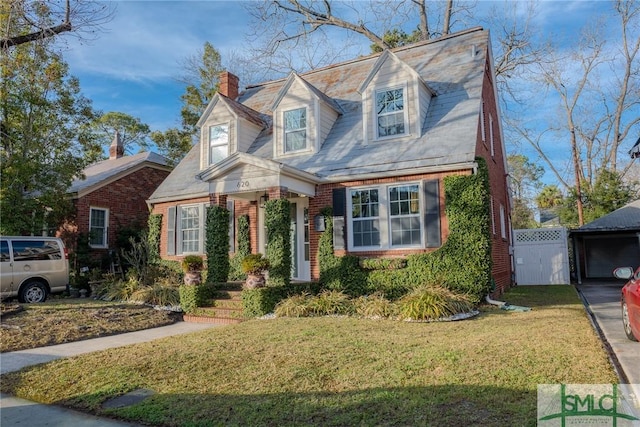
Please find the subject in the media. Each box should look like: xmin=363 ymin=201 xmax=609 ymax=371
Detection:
xmin=206 ymin=205 xmax=230 ymax=283
xmin=264 ymin=199 xmax=291 ymax=286
xmin=147 ymin=214 xmax=162 ymax=263
xmin=318 ymin=157 xmax=492 ymax=303
xmin=229 ymin=214 xmax=250 ymax=280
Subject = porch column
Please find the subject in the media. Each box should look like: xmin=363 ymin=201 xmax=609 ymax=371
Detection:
xmin=210 ymin=193 xmax=228 ymax=207
xmin=267 ymin=186 xmax=288 ymax=200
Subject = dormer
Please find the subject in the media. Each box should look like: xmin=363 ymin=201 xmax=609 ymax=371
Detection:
xmin=358 ymin=50 xmax=436 ymax=145
xmin=271 ymin=72 xmax=342 ymax=158
xmin=196 ymin=78 xmax=265 ymax=170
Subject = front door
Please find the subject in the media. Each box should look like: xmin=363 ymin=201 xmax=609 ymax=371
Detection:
xmin=258 ymin=198 xmax=311 ymax=281
xmin=290 ymin=199 xmax=311 ymax=281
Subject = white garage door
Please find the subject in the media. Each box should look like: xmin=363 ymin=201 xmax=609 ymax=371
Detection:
xmin=513 ymin=227 xmax=570 ymax=285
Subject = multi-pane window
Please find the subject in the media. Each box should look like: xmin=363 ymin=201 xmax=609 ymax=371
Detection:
xmin=89 ymin=208 xmax=108 ymax=247
xmin=376 ymin=88 xmax=405 ymax=138
xmin=284 ymin=108 xmax=307 ymax=152
xmin=209 ymin=124 xmax=229 ymax=165
xmin=180 ymin=206 xmax=201 ymax=253
xmin=389 ymin=184 xmax=421 ymax=246
xmin=351 ymin=189 xmax=380 ymax=247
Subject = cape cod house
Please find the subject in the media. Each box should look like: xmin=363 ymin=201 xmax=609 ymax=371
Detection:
xmin=148 ymin=27 xmax=514 ymax=293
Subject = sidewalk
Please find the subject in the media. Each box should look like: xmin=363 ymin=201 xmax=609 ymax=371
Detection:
xmin=0 ymin=322 xmax=220 ymax=426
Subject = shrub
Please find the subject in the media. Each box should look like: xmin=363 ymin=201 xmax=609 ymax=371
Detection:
xmin=265 ymin=199 xmax=291 ymax=286
xmin=308 ymin=290 xmax=353 ymax=316
xmin=229 ymin=214 xmax=251 ymax=280
xmin=104 ymin=276 xmax=141 ymax=302
xmin=274 ymin=293 xmax=313 ymax=317
xmin=181 ymin=255 xmax=203 ymax=273
xmin=130 ymin=284 xmax=180 ymax=306
xmin=242 ymin=282 xmax=323 ymax=317
xmin=360 ymin=258 xmax=407 ymax=270
xmin=241 ymin=253 xmax=270 ymax=275
xmin=206 ymin=205 xmax=230 ymax=283
xmin=179 ymin=285 xmax=205 ymax=313
xmin=352 ymin=293 xmax=396 ymax=318
xmin=397 ymin=285 xmax=475 ymax=321
xmin=147 ymin=214 xmax=162 ymax=263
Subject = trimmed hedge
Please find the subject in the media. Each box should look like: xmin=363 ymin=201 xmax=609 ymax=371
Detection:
xmin=265 ymin=199 xmax=291 ymax=286
xmin=242 ymin=282 xmax=322 ymax=317
xmin=147 ymin=214 xmax=162 ymax=263
xmin=229 ymin=214 xmax=250 ymax=280
xmin=206 ymin=205 xmax=230 ymax=283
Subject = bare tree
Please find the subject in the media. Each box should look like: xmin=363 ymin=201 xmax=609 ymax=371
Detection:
xmin=1 ymin=0 xmax=114 ymax=49
xmin=510 ymin=0 xmax=639 ymax=225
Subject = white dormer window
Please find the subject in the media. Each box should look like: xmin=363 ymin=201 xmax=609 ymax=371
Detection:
xmin=376 ymin=88 xmax=406 ymax=138
xmin=209 ymin=123 xmax=229 ymax=165
xmin=284 ymin=108 xmax=307 ymax=152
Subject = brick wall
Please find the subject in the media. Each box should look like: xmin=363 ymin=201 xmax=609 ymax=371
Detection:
xmin=474 ymin=57 xmax=513 ymax=295
xmin=69 ymin=166 xmax=170 ymax=257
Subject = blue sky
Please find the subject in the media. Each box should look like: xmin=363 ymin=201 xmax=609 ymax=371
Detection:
xmin=54 ymin=0 xmax=629 ymax=188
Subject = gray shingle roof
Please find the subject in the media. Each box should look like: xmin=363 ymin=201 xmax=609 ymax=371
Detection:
xmin=70 ymin=151 xmax=170 ymax=196
xmin=575 ymin=199 xmax=640 ymax=232
xmin=149 ymin=27 xmax=489 ymax=203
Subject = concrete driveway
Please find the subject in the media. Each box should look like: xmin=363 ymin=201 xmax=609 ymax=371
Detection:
xmin=577 ymin=282 xmax=640 ymax=402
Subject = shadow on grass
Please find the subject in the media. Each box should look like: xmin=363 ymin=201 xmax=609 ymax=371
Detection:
xmin=68 ymin=384 xmax=536 ymax=427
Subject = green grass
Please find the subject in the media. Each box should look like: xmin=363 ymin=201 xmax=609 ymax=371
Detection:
xmin=0 ymin=285 xmax=618 ymax=426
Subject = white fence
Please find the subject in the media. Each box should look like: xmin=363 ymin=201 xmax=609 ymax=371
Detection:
xmin=513 ymin=227 xmax=570 ymax=285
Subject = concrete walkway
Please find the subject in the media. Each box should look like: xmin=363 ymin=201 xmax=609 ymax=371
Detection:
xmin=577 ymin=283 xmax=640 ymax=407
xmin=0 ymin=322 xmax=219 ymax=426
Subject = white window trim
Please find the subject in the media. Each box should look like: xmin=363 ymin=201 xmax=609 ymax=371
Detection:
xmin=209 ymin=122 xmax=230 ymax=165
xmin=373 ymin=83 xmax=410 ymax=142
xmin=89 ymin=207 xmax=109 ymax=248
xmin=346 ymin=182 xmax=424 ymax=251
xmin=499 ymin=203 xmax=506 ymax=239
xmin=283 ymin=107 xmax=309 ymax=154
xmin=480 ymin=100 xmax=486 ymax=143
xmin=490 ymin=197 xmax=496 ymax=235
xmin=177 ymin=203 xmax=206 ymax=255
xmin=489 ymin=114 xmax=495 ymax=158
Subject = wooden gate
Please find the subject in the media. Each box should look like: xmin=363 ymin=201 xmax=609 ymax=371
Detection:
xmin=513 ymin=227 xmax=570 ymax=285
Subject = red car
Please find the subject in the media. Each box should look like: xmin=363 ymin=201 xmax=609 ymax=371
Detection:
xmin=613 ymin=266 xmax=640 ymax=341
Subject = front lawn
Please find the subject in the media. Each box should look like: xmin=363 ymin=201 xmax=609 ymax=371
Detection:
xmin=0 ymin=285 xmax=617 ymax=426
xmin=0 ymin=299 xmax=180 ymax=352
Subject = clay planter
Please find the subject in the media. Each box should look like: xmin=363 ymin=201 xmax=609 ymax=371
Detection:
xmin=244 ymin=273 xmax=265 ymax=289
xmin=183 ymin=271 xmax=202 ymax=286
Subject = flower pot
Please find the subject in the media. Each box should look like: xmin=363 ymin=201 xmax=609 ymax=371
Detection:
xmin=244 ymin=273 xmax=265 ymax=289
xmin=184 ymin=271 xmax=202 ymax=286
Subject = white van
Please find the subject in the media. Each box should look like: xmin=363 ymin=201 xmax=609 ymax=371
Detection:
xmin=0 ymin=236 xmax=70 ymax=303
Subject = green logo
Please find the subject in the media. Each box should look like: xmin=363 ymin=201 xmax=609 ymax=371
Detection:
xmin=538 ymin=384 xmax=640 ymax=426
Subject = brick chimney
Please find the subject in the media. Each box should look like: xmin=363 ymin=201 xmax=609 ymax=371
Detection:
xmin=219 ymin=71 xmax=239 ymax=100
xmin=109 ymin=131 xmax=124 ymax=159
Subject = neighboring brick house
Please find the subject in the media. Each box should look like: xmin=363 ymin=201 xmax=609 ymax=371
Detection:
xmin=62 ymin=133 xmax=172 ymax=260
xmin=148 ymin=27 xmax=514 ymax=293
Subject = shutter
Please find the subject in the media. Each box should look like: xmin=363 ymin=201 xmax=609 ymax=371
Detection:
xmin=332 ymin=188 xmax=347 ymax=250
xmin=423 ymin=180 xmax=441 ymax=248
xmin=167 ymin=206 xmax=176 ymax=256
xmin=199 ymin=204 xmax=206 ymax=254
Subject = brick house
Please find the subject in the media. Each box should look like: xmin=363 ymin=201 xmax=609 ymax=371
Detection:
xmin=62 ymin=133 xmax=172 ymax=261
xmin=148 ymin=27 xmax=514 ymax=293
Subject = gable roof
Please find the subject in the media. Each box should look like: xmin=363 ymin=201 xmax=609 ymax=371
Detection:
xmin=149 ymin=27 xmax=491 ymax=203
xmin=573 ymin=199 xmax=640 ymax=233
xmin=197 ymin=94 xmax=267 ymax=129
xmin=271 ymin=72 xmax=343 ymax=114
xmin=70 ymin=151 xmax=171 ymax=198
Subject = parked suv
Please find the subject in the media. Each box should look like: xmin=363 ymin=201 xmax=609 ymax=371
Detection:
xmin=0 ymin=236 xmax=70 ymax=303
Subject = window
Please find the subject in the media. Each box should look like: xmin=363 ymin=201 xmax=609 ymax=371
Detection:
xmin=89 ymin=208 xmax=108 ymax=247
xmin=490 ymin=197 xmax=496 ymax=235
xmin=0 ymin=240 xmax=9 ymax=262
xmin=499 ymin=204 xmax=506 ymax=239
xmin=480 ymin=100 xmax=486 ymax=143
xmin=209 ymin=124 xmax=229 ymax=165
xmin=389 ymin=184 xmax=421 ymax=246
xmin=351 ymin=188 xmax=380 ymax=247
xmin=489 ymin=114 xmax=495 ymax=157
xmin=180 ymin=206 xmax=201 ymax=253
xmin=376 ymin=88 xmax=406 ymax=138
xmin=284 ymin=108 xmax=307 ymax=152
xmin=348 ymin=183 xmax=425 ymax=250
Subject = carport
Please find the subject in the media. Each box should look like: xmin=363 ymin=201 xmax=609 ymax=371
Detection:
xmin=570 ymin=199 xmax=640 ymax=284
